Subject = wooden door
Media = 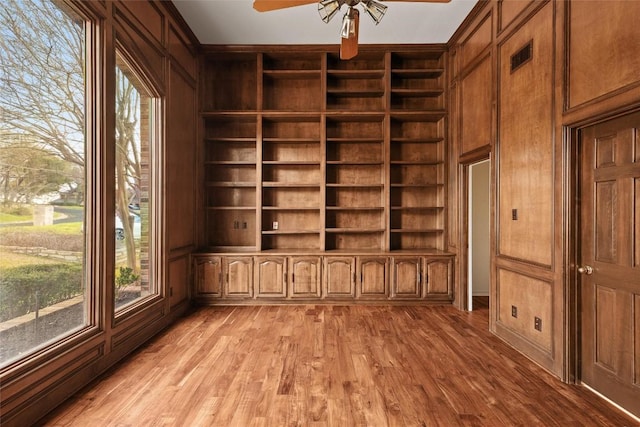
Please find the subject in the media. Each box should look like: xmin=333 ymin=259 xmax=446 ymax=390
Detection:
xmin=289 ymin=257 xmax=321 ymax=298
xmin=193 ymin=256 xmax=223 ymax=297
xmin=224 ymin=256 xmax=253 ymax=298
xmin=357 ymin=257 xmax=389 ymax=299
xmin=323 ymin=256 xmax=355 ymax=298
xmin=580 ymin=112 xmax=640 ymax=417
xmin=255 ymin=257 xmax=287 ymax=298
xmin=391 ymin=257 xmax=422 ymax=299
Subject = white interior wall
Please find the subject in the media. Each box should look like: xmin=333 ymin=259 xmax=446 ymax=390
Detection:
xmin=469 ymin=160 xmax=490 ymax=301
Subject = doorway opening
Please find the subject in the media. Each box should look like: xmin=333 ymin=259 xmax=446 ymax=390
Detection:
xmin=468 ymin=159 xmax=490 ymax=311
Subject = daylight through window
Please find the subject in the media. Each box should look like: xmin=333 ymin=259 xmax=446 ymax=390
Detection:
xmin=0 ymin=0 xmax=88 ymax=367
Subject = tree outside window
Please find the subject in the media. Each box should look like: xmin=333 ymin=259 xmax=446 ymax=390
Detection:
xmin=114 ymin=52 xmax=157 ymax=310
xmin=0 ymin=0 xmax=88 ymax=366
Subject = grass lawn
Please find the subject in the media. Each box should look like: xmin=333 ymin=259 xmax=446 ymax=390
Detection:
xmin=0 ymin=222 xmax=83 ymax=235
xmin=0 ymin=249 xmax=62 ymax=269
xmin=0 ymin=212 xmax=29 ymax=223
xmin=0 ymin=205 xmax=80 ymax=224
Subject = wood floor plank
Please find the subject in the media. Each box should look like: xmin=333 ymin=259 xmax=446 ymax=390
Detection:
xmin=41 ymin=305 xmax=637 ymax=426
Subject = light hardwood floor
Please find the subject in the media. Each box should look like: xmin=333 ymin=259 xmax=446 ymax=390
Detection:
xmin=42 ymin=305 xmax=636 ymax=426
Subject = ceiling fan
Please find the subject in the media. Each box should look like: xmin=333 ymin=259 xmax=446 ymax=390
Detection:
xmin=253 ymin=0 xmax=451 ymax=60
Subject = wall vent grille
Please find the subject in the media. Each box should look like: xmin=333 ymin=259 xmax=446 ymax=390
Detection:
xmin=511 ymin=40 xmax=533 ymax=73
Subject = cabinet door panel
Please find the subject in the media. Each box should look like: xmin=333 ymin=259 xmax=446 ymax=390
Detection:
xmin=225 ymin=257 xmax=253 ymax=298
xmin=358 ymin=257 xmax=389 ymax=298
xmin=425 ymin=258 xmax=452 ymax=296
xmin=255 ymin=257 xmax=287 ymax=298
xmin=194 ymin=256 xmax=223 ymax=297
xmin=290 ymin=257 xmax=321 ymax=298
xmin=392 ymin=257 xmax=422 ymax=299
xmin=324 ymin=257 xmax=356 ymax=298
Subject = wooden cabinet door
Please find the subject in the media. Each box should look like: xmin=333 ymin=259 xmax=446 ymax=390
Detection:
xmin=323 ymin=256 xmax=356 ymax=298
xmin=224 ymin=256 xmax=253 ymax=298
xmin=289 ymin=257 xmax=321 ymax=298
xmin=358 ymin=257 xmax=389 ymax=299
xmin=255 ymin=257 xmax=287 ymax=298
xmin=193 ymin=256 xmax=223 ymax=297
xmin=425 ymin=258 xmax=452 ymax=297
xmin=391 ymin=257 xmax=422 ymax=299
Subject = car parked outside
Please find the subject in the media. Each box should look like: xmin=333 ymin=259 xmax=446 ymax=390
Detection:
xmin=115 ymin=213 xmax=141 ymax=240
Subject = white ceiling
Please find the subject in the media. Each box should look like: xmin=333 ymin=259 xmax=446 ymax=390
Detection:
xmin=172 ymin=0 xmax=478 ymax=45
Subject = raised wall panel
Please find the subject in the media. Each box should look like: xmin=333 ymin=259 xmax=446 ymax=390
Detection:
xmin=568 ymin=1 xmax=640 ymax=108
xmin=461 ymin=56 xmax=492 ymax=154
xmin=169 ymin=256 xmax=189 ymax=306
xmin=1 ymin=342 xmax=104 ymax=418
xmin=117 ymin=1 xmax=163 ymax=44
xmin=167 ymin=65 xmax=197 ymax=249
xmin=499 ymin=0 xmax=531 ymax=32
xmin=497 ymin=2 xmax=554 ymax=267
xmin=636 ymin=179 xmax=640 ymax=268
xmin=635 ymin=294 xmax=640 ymax=386
xmin=460 ymin=13 xmax=493 ymax=69
xmin=168 ymin=25 xmax=196 ymax=78
xmin=113 ymin=20 xmax=164 ymax=85
xmin=497 ymin=269 xmax=552 ymax=351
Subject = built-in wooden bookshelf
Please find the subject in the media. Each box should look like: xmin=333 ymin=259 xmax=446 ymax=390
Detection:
xmin=197 ymin=47 xmax=451 ymax=303
xmin=325 ymin=114 xmax=386 ymax=250
xmin=326 ymin=52 xmax=386 ymax=111
xmin=389 ymin=112 xmax=446 ymax=250
xmin=261 ymin=114 xmax=322 ymax=250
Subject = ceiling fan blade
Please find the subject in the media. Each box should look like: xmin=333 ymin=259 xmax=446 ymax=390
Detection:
xmin=253 ymin=0 xmax=317 ymax=12
xmin=340 ymin=10 xmax=359 ymax=60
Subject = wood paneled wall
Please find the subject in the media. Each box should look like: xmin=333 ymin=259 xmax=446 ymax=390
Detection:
xmin=567 ymin=1 xmax=640 ymax=109
xmin=449 ymin=0 xmax=640 ymax=378
xmin=0 ymin=2 xmax=198 ymax=426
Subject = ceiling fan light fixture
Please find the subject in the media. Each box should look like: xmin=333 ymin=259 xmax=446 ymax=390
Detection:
xmin=340 ymin=7 xmax=357 ymax=39
xmin=361 ymin=0 xmax=387 ymax=25
xmin=318 ymin=0 xmax=342 ymax=23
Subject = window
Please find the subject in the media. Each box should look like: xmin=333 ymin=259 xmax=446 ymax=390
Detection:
xmin=0 ymin=0 xmax=88 ymax=366
xmin=114 ymin=50 xmax=160 ymax=312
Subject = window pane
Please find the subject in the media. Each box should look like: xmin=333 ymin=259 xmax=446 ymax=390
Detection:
xmin=0 ymin=0 xmax=87 ymax=366
xmin=114 ymin=54 xmax=156 ymax=310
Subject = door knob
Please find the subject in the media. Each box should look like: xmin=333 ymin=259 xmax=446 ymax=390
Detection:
xmin=577 ymin=265 xmax=593 ymax=275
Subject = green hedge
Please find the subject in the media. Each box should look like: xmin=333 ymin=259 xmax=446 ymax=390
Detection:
xmin=0 ymin=263 xmax=83 ymax=322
